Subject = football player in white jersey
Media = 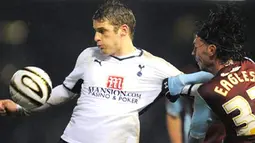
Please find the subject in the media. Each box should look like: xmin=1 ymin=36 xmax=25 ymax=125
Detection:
xmin=0 ymin=0 xmax=186 ymax=143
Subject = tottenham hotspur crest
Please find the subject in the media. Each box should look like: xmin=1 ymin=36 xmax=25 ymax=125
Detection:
xmin=137 ymin=64 xmax=145 ymax=77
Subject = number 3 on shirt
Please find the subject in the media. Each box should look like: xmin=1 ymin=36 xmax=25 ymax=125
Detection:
xmin=222 ymin=86 xmax=255 ymax=136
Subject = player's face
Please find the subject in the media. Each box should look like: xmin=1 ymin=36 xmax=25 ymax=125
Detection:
xmin=192 ymin=36 xmax=214 ymax=71
xmin=93 ymin=19 xmax=121 ymax=56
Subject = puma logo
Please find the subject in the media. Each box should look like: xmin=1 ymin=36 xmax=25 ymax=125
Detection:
xmin=94 ymin=59 xmax=102 ymax=66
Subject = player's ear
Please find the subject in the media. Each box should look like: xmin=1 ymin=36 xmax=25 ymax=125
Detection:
xmin=119 ymin=24 xmax=129 ymax=37
xmin=207 ymin=44 xmax=217 ymax=56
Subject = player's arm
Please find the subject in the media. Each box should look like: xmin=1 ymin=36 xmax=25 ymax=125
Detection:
xmin=161 ymin=72 xmax=216 ymax=143
xmin=165 ymin=99 xmax=183 ymax=143
xmin=0 ymin=48 xmax=90 ymax=116
xmin=19 ymin=48 xmax=89 ymax=115
xmin=162 ymin=71 xmax=213 ymax=102
xmin=0 ymin=84 xmax=78 ymax=116
xmin=0 ymin=83 xmax=78 ymax=116
xmin=189 ymin=88 xmax=215 ymax=143
xmin=165 ymin=82 xmax=217 ymax=143
xmin=154 ymin=58 xmax=185 ymax=143
xmin=31 ymin=84 xmax=78 ymax=112
xmin=183 ymin=84 xmax=220 ymax=143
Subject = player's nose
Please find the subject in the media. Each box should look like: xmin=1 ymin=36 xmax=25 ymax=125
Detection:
xmin=191 ymin=48 xmax=195 ymax=56
xmin=94 ymin=32 xmax=101 ymax=42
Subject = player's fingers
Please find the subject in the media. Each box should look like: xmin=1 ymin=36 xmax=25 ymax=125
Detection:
xmin=0 ymin=102 xmax=4 ymax=110
xmin=0 ymin=108 xmax=7 ymax=116
xmin=0 ymin=103 xmax=7 ymax=116
xmin=0 ymin=110 xmax=7 ymax=116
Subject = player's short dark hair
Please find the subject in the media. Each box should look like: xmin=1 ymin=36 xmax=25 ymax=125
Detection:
xmin=92 ymin=0 xmax=136 ymax=40
xmin=196 ymin=3 xmax=247 ymax=62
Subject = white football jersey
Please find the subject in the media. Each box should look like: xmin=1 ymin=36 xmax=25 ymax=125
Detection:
xmin=60 ymin=47 xmax=182 ymax=143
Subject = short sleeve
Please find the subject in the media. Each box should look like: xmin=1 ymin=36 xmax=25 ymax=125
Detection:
xmin=63 ymin=48 xmax=92 ymax=93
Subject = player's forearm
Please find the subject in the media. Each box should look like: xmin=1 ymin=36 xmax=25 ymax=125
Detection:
xmin=33 ymin=84 xmax=76 ymax=111
xmin=166 ymin=71 xmax=213 ymax=96
xmin=15 ymin=104 xmax=31 ymax=116
xmin=181 ymin=84 xmax=202 ymax=97
xmin=14 ymin=102 xmax=51 ymax=116
xmin=166 ymin=114 xmax=183 ymax=143
xmin=14 ymin=84 xmax=76 ymax=116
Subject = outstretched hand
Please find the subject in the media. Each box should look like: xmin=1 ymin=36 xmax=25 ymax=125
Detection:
xmin=0 ymin=99 xmax=18 ymax=116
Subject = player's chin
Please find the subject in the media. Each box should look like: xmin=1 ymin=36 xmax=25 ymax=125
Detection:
xmin=101 ymin=49 xmax=112 ymax=55
xmin=100 ymin=48 xmax=108 ymax=54
xmin=197 ymin=62 xmax=204 ymax=70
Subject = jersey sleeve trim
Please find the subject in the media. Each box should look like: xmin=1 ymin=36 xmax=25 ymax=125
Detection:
xmin=62 ymin=78 xmax=83 ymax=94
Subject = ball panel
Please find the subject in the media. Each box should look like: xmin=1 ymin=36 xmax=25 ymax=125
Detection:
xmin=23 ymin=67 xmax=52 ymax=99
xmin=10 ymin=84 xmax=43 ymax=110
xmin=11 ymin=70 xmax=47 ymax=102
xmin=24 ymin=67 xmax=52 ymax=88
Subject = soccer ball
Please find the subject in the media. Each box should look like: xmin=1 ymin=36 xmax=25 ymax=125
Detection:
xmin=9 ymin=66 xmax=52 ymax=110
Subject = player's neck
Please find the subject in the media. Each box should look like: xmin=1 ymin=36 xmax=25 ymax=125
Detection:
xmin=113 ymin=40 xmax=136 ymax=56
xmin=212 ymin=59 xmax=234 ymax=75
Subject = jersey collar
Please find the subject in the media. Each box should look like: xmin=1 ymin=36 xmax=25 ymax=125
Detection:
xmin=110 ymin=48 xmax=143 ymax=61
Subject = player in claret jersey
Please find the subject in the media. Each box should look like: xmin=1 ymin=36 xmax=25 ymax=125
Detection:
xmin=198 ymin=58 xmax=255 ymax=143
xmin=163 ymin=3 xmax=255 ymax=143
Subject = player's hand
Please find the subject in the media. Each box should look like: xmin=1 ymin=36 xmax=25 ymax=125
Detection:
xmin=0 ymin=101 xmax=7 ymax=116
xmin=0 ymin=99 xmax=18 ymax=116
xmin=162 ymin=78 xmax=180 ymax=102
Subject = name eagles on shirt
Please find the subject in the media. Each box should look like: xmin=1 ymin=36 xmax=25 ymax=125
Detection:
xmin=214 ymin=71 xmax=255 ymax=97
xmin=88 ymin=86 xmax=142 ymax=104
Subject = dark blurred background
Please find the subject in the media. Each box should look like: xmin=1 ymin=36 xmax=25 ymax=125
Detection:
xmin=0 ymin=0 xmax=254 ymax=143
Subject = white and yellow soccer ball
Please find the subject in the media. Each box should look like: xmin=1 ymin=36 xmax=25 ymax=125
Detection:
xmin=9 ymin=66 xmax=52 ymax=110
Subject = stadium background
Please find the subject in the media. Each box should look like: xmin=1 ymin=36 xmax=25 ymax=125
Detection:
xmin=0 ymin=0 xmax=254 ymax=143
